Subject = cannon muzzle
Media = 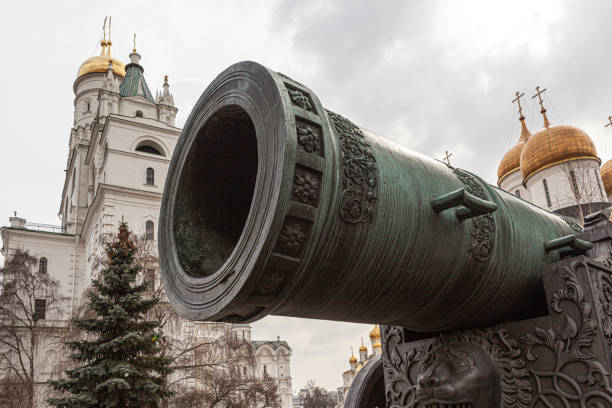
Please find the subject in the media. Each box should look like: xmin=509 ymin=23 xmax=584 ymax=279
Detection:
xmin=159 ymin=61 xmax=581 ymax=332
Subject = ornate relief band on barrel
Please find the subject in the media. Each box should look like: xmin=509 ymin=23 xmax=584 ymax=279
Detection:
xmin=453 ymin=168 xmax=495 ymax=262
xmin=326 ymin=110 xmax=378 ymax=224
xmin=247 ymin=80 xmax=325 ymax=302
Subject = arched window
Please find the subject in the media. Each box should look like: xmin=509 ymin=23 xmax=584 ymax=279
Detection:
xmin=543 ymin=179 xmax=552 ymax=207
xmin=146 ymin=221 xmax=155 ymax=240
xmin=135 ymin=110 xmax=143 ymax=118
xmin=39 ymin=257 xmax=48 ymax=274
xmin=595 ymin=168 xmax=604 ymax=197
xmin=515 ymin=190 xmax=521 ymax=198
xmin=146 ymin=167 xmax=155 ymax=185
xmin=34 ymin=299 xmax=46 ymax=320
xmin=135 ymin=142 xmax=164 ymax=156
xmin=570 ymin=170 xmax=579 ymax=198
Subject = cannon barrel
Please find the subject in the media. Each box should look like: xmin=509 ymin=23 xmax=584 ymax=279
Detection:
xmin=159 ymin=61 xmax=581 ymax=332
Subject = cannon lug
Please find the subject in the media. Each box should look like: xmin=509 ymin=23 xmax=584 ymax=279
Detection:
xmin=545 ymin=235 xmax=593 ymax=257
xmin=431 ymin=188 xmax=497 ymax=221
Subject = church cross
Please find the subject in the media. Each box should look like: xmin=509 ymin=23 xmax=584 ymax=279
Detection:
xmin=512 ymin=91 xmax=525 ymax=117
xmin=133 ymin=33 xmax=137 ymax=52
xmin=102 ymin=16 xmax=107 ymax=42
xmin=531 ymin=86 xmax=548 ymax=111
xmin=605 ymin=115 xmax=612 ymax=128
xmin=443 ymin=150 xmax=453 ymax=165
xmin=103 ymin=16 xmax=111 ymax=45
xmin=532 ymin=86 xmax=551 ymax=128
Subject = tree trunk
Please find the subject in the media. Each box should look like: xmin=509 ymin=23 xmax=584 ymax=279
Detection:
xmin=29 ymin=328 xmax=35 ymax=408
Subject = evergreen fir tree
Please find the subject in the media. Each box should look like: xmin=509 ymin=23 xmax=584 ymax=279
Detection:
xmin=48 ymin=222 xmax=173 ymax=407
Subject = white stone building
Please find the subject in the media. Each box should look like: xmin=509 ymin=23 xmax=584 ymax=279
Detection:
xmin=1 ymin=24 xmax=291 ymax=407
xmin=497 ymin=89 xmax=611 ymax=219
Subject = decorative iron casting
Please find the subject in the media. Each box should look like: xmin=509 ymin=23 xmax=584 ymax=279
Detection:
xmin=326 ymin=110 xmax=378 ymax=224
xmin=382 ymin=326 xmax=530 ymax=408
xmin=454 ymin=168 xmax=495 ymax=262
xmin=521 ymin=263 xmax=612 ymax=407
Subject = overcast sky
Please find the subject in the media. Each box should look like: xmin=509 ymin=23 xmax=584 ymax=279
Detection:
xmin=3 ymin=0 xmax=612 ymax=393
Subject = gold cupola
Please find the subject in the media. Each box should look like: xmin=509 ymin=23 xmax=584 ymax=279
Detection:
xmin=520 ymin=87 xmax=598 ymax=182
xmin=601 ymin=117 xmax=612 ymax=198
xmin=497 ymin=91 xmax=531 ymax=185
xmin=601 ymin=159 xmax=612 ymax=197
xmin=348 ymin=351 xmax=357 ymax=364
xmin=359 ymin=338 xmax=367 ymax=352
xmin=368 ymin=324 xmax=380 ymax=341
xmin=77 ymin=17 xmax=126 ymax=79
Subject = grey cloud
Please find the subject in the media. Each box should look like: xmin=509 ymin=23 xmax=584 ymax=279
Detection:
xmin=270 ymin=0 xmax=612 ymax=184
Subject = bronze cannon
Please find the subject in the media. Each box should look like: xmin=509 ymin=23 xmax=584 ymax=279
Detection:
xmin=159 ymin=61 xmax=583 ymax=333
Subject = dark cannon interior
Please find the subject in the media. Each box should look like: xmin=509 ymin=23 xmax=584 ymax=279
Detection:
xmin=173 ymin=105 xmax=258 ymax=277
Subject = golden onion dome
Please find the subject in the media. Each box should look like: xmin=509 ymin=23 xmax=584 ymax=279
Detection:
xmin=498 ymin=117 xmax=531 ymax=185
xmin=77 ymin=40 xmax=126 ymax=79
xmin=498 ymin=142 xmax=525 ymax=183
xmin=520 ymin=125 xmax=599 ymax=182
xmin=359 ymin=344 xmax=367 ymax=352
xmin=77 ymin=55 xmax=126 ymax=78
xmin=349 ymin=353 xmax=357 ymax=364
xmin=368 ymin=324 xmax=380 ymax=340
xmin=601 ymin=160 xmax=612 ymax=197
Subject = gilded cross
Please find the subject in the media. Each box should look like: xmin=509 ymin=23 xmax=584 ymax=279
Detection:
xmin=133 ymin=33 xmax=137 ymax=52
xmin=531 ymin=86 xmax=548 ymax=111
xmin=532 ymin=86 xmax=551 ymax=128
xmin=108 ymin=16 xmax=112 ymax=42
xmin=605 ymin=115 xmax=612 ymax=128
xmin=443 ymin=150 xmax=453 ymax=165
xmin=512 ymin=91 xmax=525 ymax=117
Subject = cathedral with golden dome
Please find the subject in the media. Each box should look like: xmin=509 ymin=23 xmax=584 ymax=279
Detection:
xmin=335 ymin=325 xmax=382 ymax=407
xmin=497 ymin=87 xmax=611 ymax=221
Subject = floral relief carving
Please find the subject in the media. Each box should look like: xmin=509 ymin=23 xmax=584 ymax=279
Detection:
xmin=276 ymin=222 xmax=307 ymax=258
xmin=560 ymin=215 xmax=583 ymax=234
xmin=591 ymin=270 xmax=612 ymax=344
xmin=286 ymin=86 xmax=314 ymax=111
xmin=296 ymin=122 xmax=322 ymax=155
xmin=292 ymin=171 xmax=319 ymax=206
xmin=382 ymin=325 xmax=425 ymax=407
xmin=326 ymin=110 xmax=378 ymax=224
xmin=251 ymin=270 xmax=286 ymax=297
xmin=520 ymin=265 xmax=612 ymax=407
xmin=454 ymin=168 xmax=495 ymax=262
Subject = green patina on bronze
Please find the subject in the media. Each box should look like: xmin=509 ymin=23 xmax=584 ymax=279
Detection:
xmin=159 ymin=61 xmax=583 ymax=333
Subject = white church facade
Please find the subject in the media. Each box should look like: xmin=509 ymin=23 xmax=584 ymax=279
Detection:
xmin=0 ymin=23 xmax=292 ymax=408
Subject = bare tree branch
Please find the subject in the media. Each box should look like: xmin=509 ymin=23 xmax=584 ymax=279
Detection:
xmin=0 ymin=250 xmax=62 ymax=408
